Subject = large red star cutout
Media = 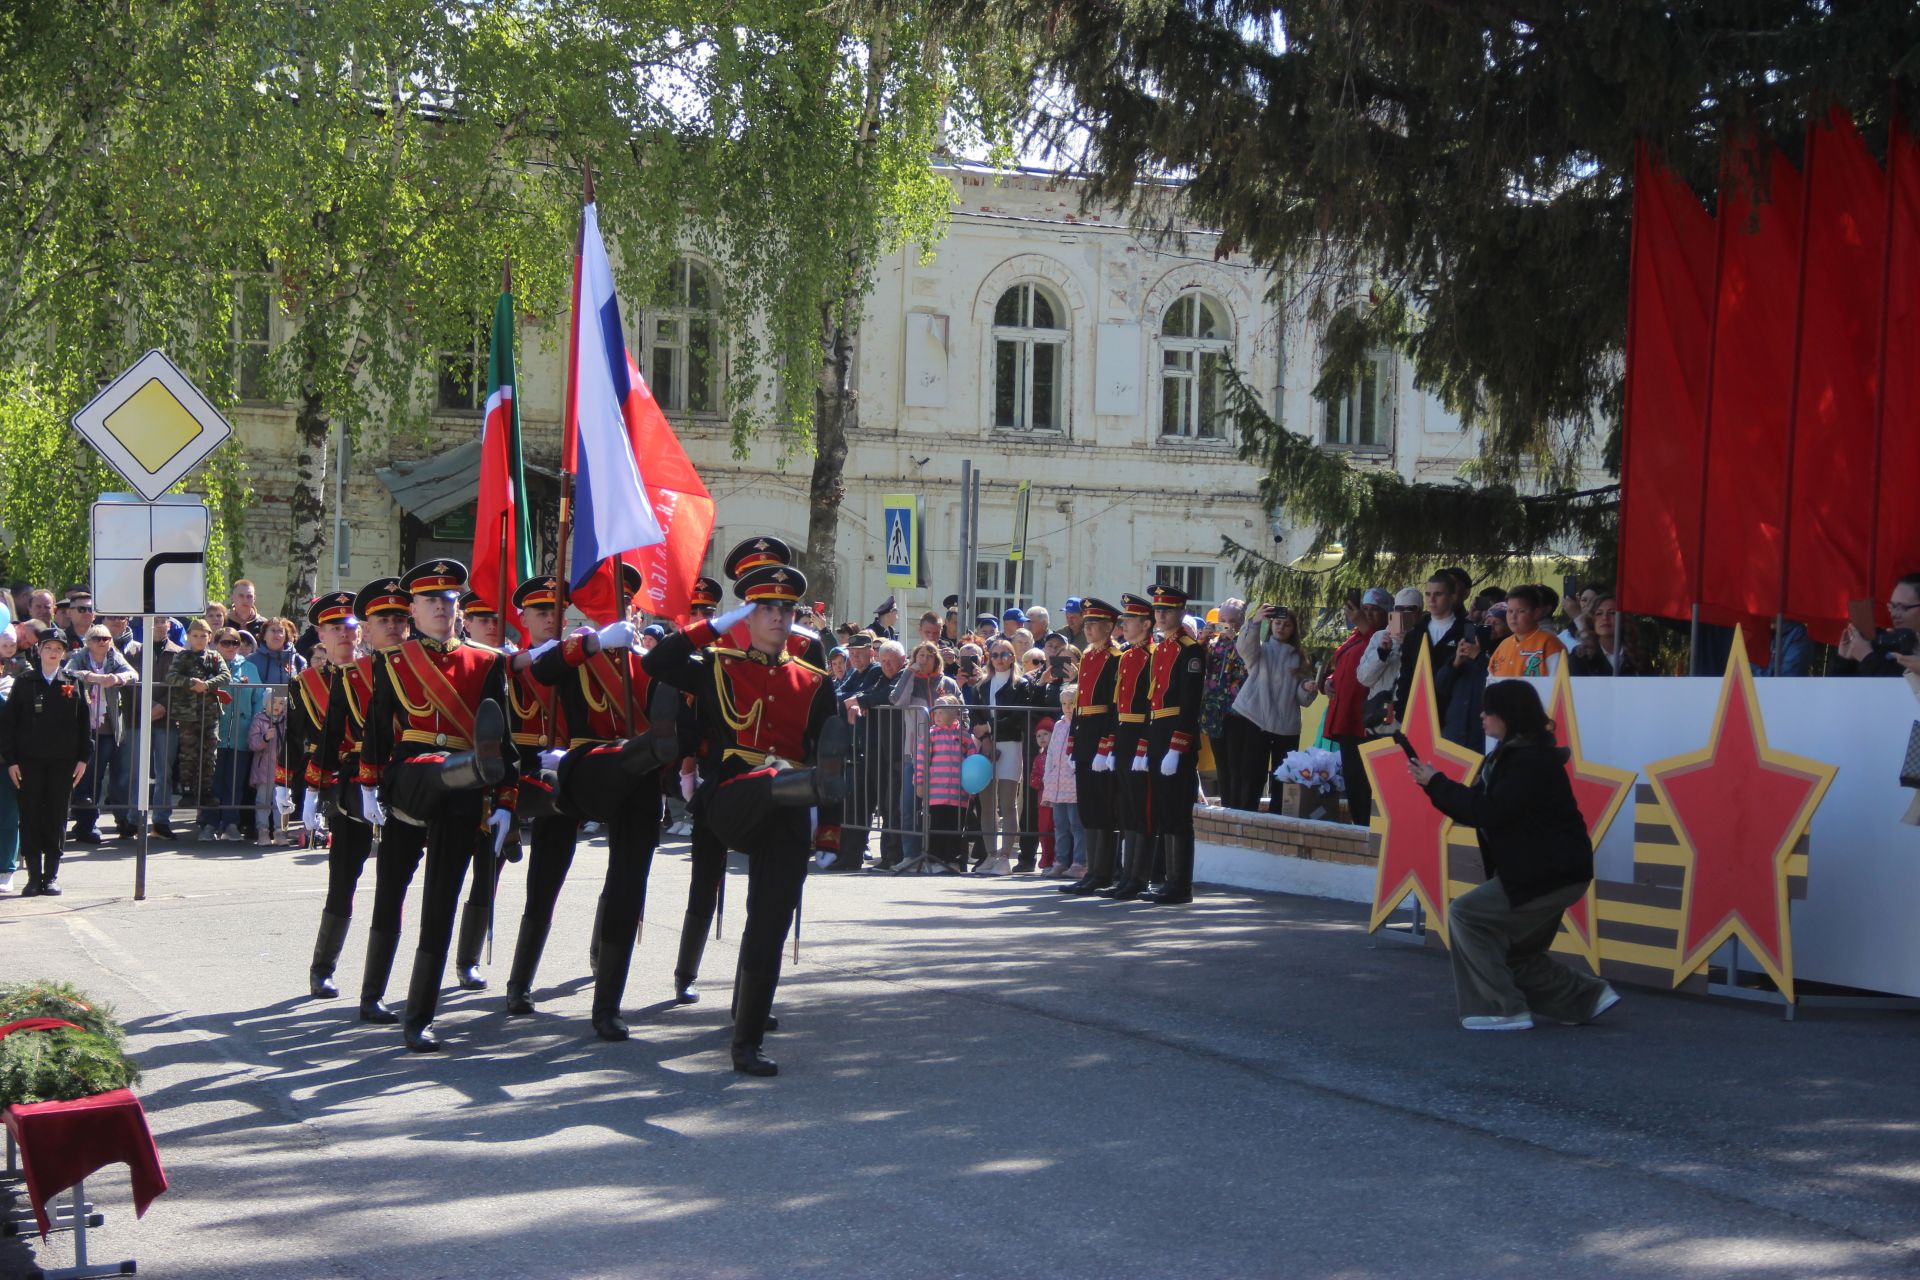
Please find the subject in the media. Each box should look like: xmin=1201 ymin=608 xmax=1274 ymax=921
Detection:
xmin=1362 ymin=642 xmax=1482 ymax=946
xmin=1644 ymin=627 xmax=1837 ymax=1002
xmin=1546 ymin=665 xmax=1637 ymax=971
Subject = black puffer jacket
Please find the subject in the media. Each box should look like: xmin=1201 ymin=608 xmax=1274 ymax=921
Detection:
xmin=1420 ymin=734 xmax=1594 ymax=906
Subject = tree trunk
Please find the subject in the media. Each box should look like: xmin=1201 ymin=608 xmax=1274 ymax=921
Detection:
xmin=805 ymin=300 xmax=855 ymax=619
xmin=282 ymin=336 xmax=330 ymax=619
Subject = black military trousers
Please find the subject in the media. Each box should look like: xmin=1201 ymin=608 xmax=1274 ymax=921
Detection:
xmin=322 ymin=812 xmax=375 ymax=918
xmin=560 ymin=745 xmax=663 ymax=1009
xmin=706 ymin=773 xmax=811 ymax=1047
xmin=367 ymin=820 xmax=427 ymax=935
xmin=683 ymin=817 xmax=729 ymax=938
xmin=413 ymin=789 xmax=488 ymax=963
xmin=1073 ymin=746 xmax=1115 ymax=832
xmin=15 ymin=760 xmax=75 ymax=883
xmin=518 ymin=814 xmax=581 ymax=932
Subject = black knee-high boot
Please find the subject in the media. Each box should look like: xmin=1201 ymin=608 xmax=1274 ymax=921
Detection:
xmin=359 ymin=929 xmax=401 ymax=1023
xmin=454 ymin=890 xmax=490 ymax=990
xmin=402 ymin=949 xmax=444 ymax=1052
xmin=505 ymin=913 xmax=552 ymax=1016
xmin=673 ymin=913 xmax=707 ymax=1003
xmin=309 ymin=910 xmax=352 ymax=999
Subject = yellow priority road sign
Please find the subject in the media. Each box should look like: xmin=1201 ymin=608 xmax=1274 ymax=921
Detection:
xmin=70 ymin=349 xmax=232 ymax=502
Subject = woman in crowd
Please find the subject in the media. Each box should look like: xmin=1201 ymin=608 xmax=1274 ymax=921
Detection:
xmin=1567 ymin=592 xmax=1642 ymax=677
xmin=1227 ymin=604 xmax=1320 ymax=811
xmin=1321 ymin=587 xmax=1394 ymax=827
xmin=964 ymin=634 xmax=1036 ymax=873
xmin=245 ymin=615 xmax=306 ymax=686
xmin=0 ymin=649 xmax=17 ymax=893
xmin=0 ymin=631 xmax=91 ymax=896
xmin=1406 ymin=679 xmax=1620 ymax=1031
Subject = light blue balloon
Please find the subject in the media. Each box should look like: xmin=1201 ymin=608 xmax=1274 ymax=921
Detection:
xmin=960 ymin=753 xmax=993 ymax=795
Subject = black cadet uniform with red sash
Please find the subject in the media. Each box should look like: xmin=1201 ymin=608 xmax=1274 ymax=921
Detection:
xmin=359 ymin=560 xmax=514 ymax=1052
xmin=1097 ymin=594 xmax=1158 ymax=900
xmin=642 ymin=561 xmax=847 ymax=1077
xmin=341 ymin=575 xmax=429 ymax=1026
xmin=530 ymin=560 xmax=678 ymax=1041
xmin=1141 ymin=582 xmax=1205 ymax=904
xmin=499 ymin=575 xmax=586 ymax=1018
xmin=297 ymin=591 xmax=376 ymax=1001
xmin=1059 ymin=597 xmax=1123 ymax=896
xmin=0 ymin=635 xmax=91 ymax=896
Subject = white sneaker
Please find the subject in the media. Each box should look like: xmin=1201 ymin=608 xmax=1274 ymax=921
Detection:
xmin=1461 ymin=1013 xmax=1535 ymax=1032
xmin=0 ymin=873 xmax=15 ymax=895
xmin=1563 ymin=985 xmax=1622 ymax=1026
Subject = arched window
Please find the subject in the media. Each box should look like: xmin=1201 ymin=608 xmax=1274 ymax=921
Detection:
xmin=1159 ymin=292 xmax=1231 ymax=440
xmin=644 ymin=257 xmax=723 ymax=415
xmin=1319 ymin=344 xmax=1393 ymax=452
xmin=992 ymin=283 xmax=1066 ymax=432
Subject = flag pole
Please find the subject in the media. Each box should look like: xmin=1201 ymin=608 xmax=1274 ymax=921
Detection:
xmin=1689 ymin=132 xmax=1737 ymax=675
xmin=555 ymin=165 xmax=593 ymax=617
xmin=498 ymin=255 xmax=515 ymax=628
xmin=1866 ymin=98 xmax=1903 ymax=621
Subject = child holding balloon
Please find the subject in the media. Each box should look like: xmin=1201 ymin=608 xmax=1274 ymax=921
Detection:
xmin=919 ymin=695 xmax=985 ymax=874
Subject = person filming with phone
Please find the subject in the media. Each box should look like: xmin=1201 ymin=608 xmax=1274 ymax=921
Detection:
xmin=1836 ymin=573 xmax=1920 ymax=676
xmin=1403 ymin=679 xmax=1620 ymax=1032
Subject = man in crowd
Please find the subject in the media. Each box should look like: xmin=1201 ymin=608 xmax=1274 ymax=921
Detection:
xmin=228 ymin=579 xmax=269 ymax=640
xmin=26 ymin=589 xmax=55 ymax=629
xmin=1024 ymin=605 xmax=1051 ymax=641
xmin=1838 ymin=572 xmax=1920 ymax=675
xmin=870 ymin=596 xmax=899 ymax=641
xmin=65 ymin=624 xmax=136 ymax=843
xmin=836 ymin=631 xmax=883 ymax=868
xmin=1397 ymin=571 xmax=1471 ymax=720
xmin=1488 ymin=585 xmax=1566 ymax=679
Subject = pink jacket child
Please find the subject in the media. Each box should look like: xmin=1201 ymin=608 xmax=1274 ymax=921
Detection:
xmin=1031 ymin=716 xmax=1059 ymax=866
xmin=916 ymin=713 xmax=980 ymax=809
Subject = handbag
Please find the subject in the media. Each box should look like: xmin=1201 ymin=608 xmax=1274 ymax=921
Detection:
xmin=1901 ymin=721 xmax=1920 ymax=790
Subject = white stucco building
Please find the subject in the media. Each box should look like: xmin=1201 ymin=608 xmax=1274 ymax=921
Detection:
xmin=223 ymin=163 xmax=1567 ymax=621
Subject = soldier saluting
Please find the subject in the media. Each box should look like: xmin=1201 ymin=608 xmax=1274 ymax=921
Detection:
xmin=358 ymin=560 xmax=516 ymax=1052
xmin=642 ymin=560 xmax=850 ymax=1077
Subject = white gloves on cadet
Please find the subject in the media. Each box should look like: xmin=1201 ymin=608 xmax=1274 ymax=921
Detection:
xmin=596 ymin=620 xmax=634 ymax=651
xmin=1092 ymin=752 xmax=1114 ymax=773
xmin=361 ymin=785 xmax=387 ymax=827
xmin=274 ymin=785 xmax=292 ymax=815
xmin=1160 ymin=750 xmax=1182 ymax=776
xmin=488 ymin=809 xmax=513 ymax=855
xmin=527 ymin=637 xmax=559 ymax=662
xmin=538 ymin=747 xmax=566 ymax=772
xmin=680 ymin=770 xmax=698 ymax=802
xmin=712 ymin=602 xmax=755 ymax=634
xmin=1130 ymin=754 xmax=1149 ymax=772
xmin=300 ymin=789 xmax=319 ymax=831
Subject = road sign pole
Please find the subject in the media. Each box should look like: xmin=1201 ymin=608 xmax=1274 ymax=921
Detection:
xmin=135 ymin=615 xmax=155 ymax=902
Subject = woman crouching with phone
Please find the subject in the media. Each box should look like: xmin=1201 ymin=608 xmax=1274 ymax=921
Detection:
xmin=1405 ymin=680 xmax=1620 ymax=1031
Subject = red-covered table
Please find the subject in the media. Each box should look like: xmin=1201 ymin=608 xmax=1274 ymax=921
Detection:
xmin=0 ymin=1018 xmax=165 ymax=1278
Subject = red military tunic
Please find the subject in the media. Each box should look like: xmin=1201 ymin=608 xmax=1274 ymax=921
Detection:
xmin=359 ymin=636 xmax=509 ymax=785
xmin=1104 ymin=643 xmax=1153 ymax=759
xmin=1146 ymin=631 xmax=1204 ymax=757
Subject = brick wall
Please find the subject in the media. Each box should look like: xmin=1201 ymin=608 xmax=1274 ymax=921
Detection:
xmin=1192 ymin=804 xmax=1375 ymax=870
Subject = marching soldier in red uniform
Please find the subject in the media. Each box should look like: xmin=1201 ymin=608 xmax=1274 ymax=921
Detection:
xmin=294 ymin=591 xmax=374 ymax=999
xmin=359 ymin=560 xmax=515 ymax=1052
xmin=1059 ymin=597 xmax=1122 ymax=896
xmin=670 ymin=573 xmax=727 ymax=1006
xmin=643 ymin=561 xmax=849 ymax=1076
xmin=1096 ymin=593 xmax=1157 ymax=900
xmin=1141 ymin=583 xmax=1206 ymax=904
xmin=336 ymin=576 xmax=428 ymax=1026
xmin=450 ymin=588 xmax=521 ymax=992
xmin=459 ymin=590 xmax=508 ymax=651
xmin=530 ymin=562 xmax=679 ymax=1041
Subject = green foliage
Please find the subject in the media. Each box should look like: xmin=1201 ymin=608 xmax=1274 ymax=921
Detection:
xmin=0 ymin=1031 xmax=141 ymax=1107
xmin=0 ymin=980 xmax=126 ymax=1047
xmin=1221 ymin=367 xmax=1617 ymax=606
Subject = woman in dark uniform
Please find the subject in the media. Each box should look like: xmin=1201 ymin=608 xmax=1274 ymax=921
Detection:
xmin=0 ymin=631 xmax=92 ymax=896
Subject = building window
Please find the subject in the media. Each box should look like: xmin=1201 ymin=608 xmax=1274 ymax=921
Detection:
xmin=1320 ymin=350 xmax=1393 ymax=451
xmin=1151 ymin=563 xmax=1217 ymax=615
xmin=231 ymin=278 xmax=274 ymax=401
xmin=992 ymin=283 xmax=1066 ymax=432
xmin=645 ymin=257 xmax=723 ymax=415
xmin=1159 ymin=293 xmax=1231 ymax=440
xmin=436 ymin=323 xmax=485 ymax=412
xmin=975 ymin=558 xmax=1037 ymax=623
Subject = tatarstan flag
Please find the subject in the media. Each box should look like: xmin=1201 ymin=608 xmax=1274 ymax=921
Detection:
xmin=472 ymin=285 xmax=535 ymax=640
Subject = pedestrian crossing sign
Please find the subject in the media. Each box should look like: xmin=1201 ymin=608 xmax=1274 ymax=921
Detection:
xmin=883 ymin=495 xmax=919 ymax=588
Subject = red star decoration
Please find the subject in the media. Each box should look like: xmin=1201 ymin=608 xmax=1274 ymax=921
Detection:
xmin=1362 ymin=642 xmax=1482 ymax=946
xmin=1545 ymin=665 xmax=1637 ymax=971
xmin=1645 ymin=628 xmax=1836 ymax=1001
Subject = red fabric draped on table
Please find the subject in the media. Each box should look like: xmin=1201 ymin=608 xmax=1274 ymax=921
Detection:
xmin=4 ymin=1089 xmax=167 ymax=1237
xmin=1782 ymin=110 xmax=1887 ymax=642
xmin=1617 ymin=144 xmax=1717 ymax=622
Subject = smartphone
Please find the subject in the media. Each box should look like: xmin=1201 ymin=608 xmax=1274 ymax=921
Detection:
xmin=1848 ymin=598 xmax=1877 ymax=640
xmin=1387 ymin=610 xmax=1406 ymax=640
xmin=1392 ymin=732 xmax=1420 ymax=763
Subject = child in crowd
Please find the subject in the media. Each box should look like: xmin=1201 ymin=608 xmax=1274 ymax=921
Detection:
xmin=1030 ymin=717 xmax=1057 ymax=869
xmin=1039 ymin=707 xmax=1083 ymax=878
xmin=248 ymin=693 xmax=288 ymax=846
xmin=917 ymin=695 xmax=979 ymax=874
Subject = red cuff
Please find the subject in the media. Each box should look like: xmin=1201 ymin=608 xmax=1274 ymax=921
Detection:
xmin=356 ymin=762 xmax=383 ymax=786
xmin=304 ymin=762 xmax=333 ymax=787
xmin=494 ymin=784 xmax=518 ymax=814
xmin=1170 ymin=732 xmax=1193 ymax=753
xmin=683 ymin=617 xmax=719 ymax=648
xmin=561 ymin=635 xmax=593 ymax=668
xmin=1097 ymin=735 xmax=1115 ymax=753
xmin=1134 ymin=740 xmax=1150 ymax=758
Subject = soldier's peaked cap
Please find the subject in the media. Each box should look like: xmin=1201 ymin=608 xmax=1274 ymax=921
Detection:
xmin=403 ymin=560 xmax=468 ymax=596
xmin=355 ymin=577 xmax=413 ymax=619
xmin=513 ymin=576 xmax=560 ymax=610
xmin=1078 ymin=597 xmax=1120 ymax=622
xmin=1119 ymin=593 xmax=1154 ymax=618
xmin=723 ymin=537 xmax=793 ymax=581
xmin=308 ymin=591 xmax=356 ymax=628
xmin=735 ymin=563 xmax=807 ymax=605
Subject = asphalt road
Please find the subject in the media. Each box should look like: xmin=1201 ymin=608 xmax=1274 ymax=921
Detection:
xmin=4 ymin=832 xmax=1919 ymax=1279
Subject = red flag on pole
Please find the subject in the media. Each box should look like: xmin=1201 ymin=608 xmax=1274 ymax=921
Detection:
xmin=1781 ymin=110 xmax=1887 ymax=641
xmin=1617 ymin=144 xmax=1718 ymax=622
xmin=1698 ymin=138 xmax=1804 ymax=624
xmin=1870 ymin=116 xmax=1920 ymax=621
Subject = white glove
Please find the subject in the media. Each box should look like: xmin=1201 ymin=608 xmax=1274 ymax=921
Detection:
xmin=538 ymin=747 xmax=566 ymax=771
xmin=712 ymin=602 xmax=754 ymax=634
xmin=361 ymin=785 xmax=387 ymax=827
xmin=300 ymin=789 xmax=319 ymax=830
xmin=489 ymin=808 xmax=513 ymax=855
xmin=1092 ymin=752 xmax=1114 ymax=773
xmin=528 ymin=638 xmax=559 ymax=662
xmin=680 ymin=770 xmax=697 ymax=802
xmin=274 ymin=784 xmax=292 ymax=814
xmin=596 ymin=620 xmax=634 ymax=651
xmin=1130 ymin=754 xmax=1148 ymax=772
xmin=1160 ymin=750 xmax=1182 ymax=776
